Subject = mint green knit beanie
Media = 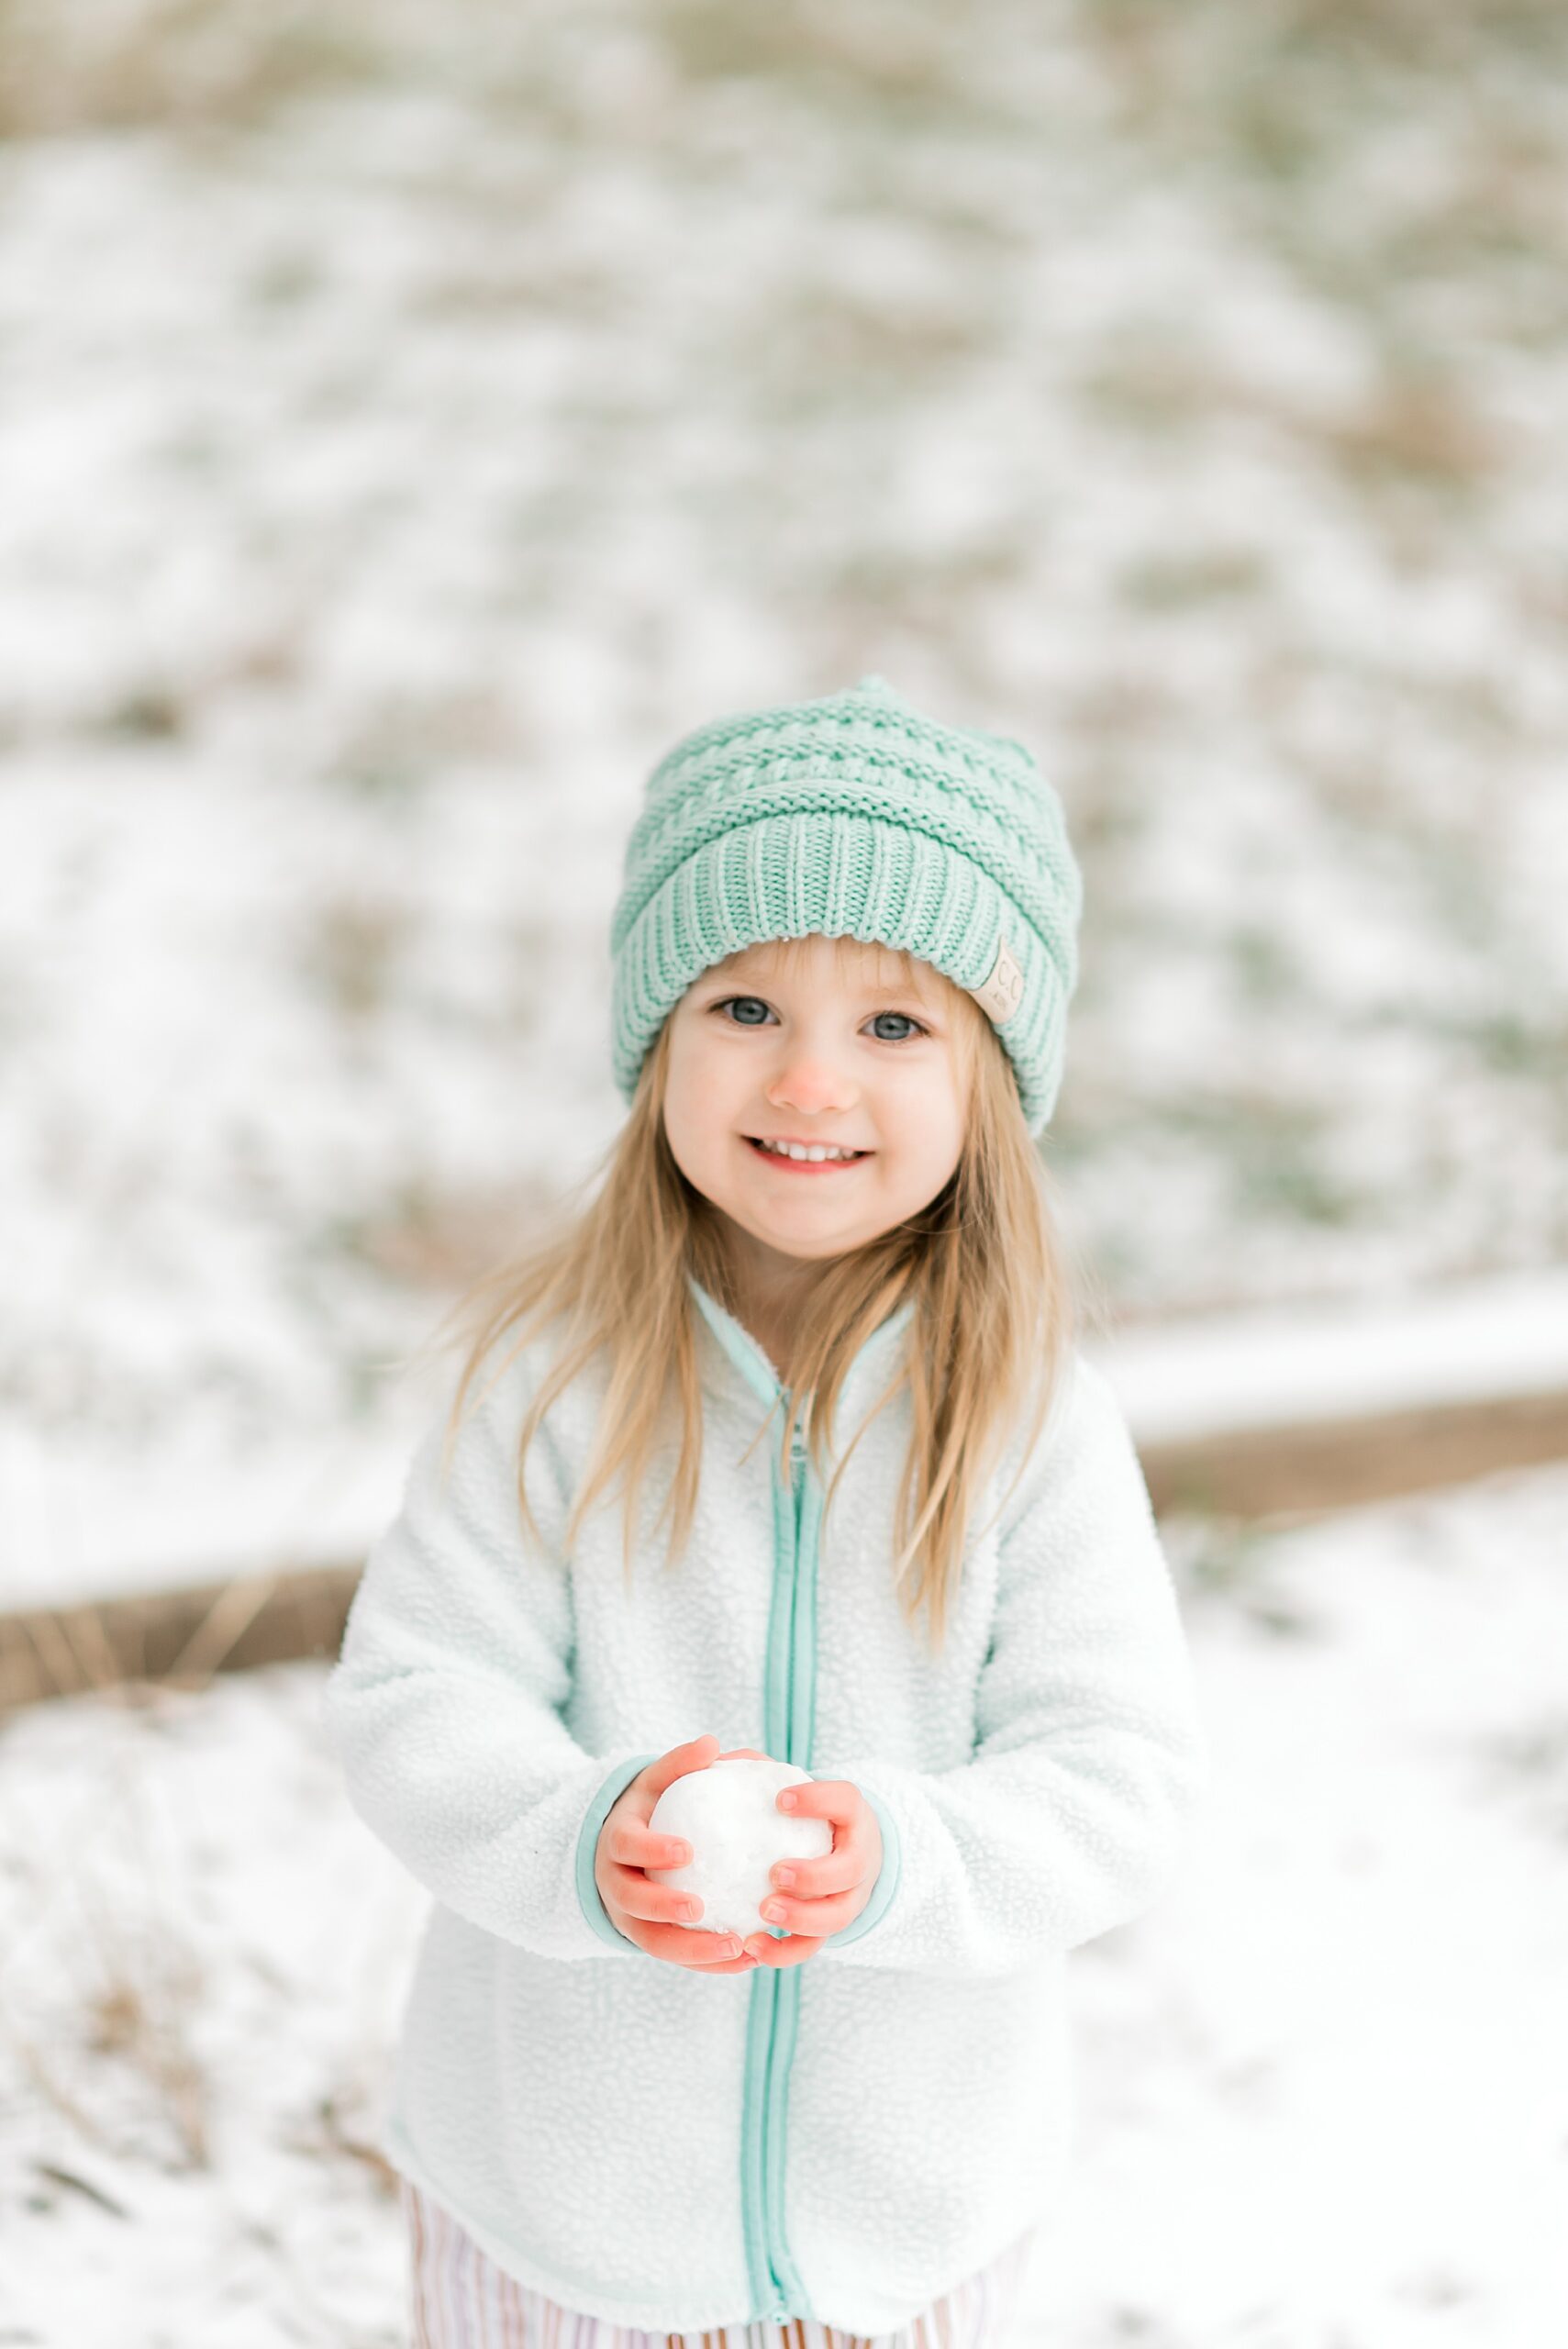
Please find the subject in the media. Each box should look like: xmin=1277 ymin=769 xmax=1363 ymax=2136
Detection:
xmin=607 ymin=674 xmax=1083 ymax=1134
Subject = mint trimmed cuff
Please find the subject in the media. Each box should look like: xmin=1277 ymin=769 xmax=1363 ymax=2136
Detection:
xmin=576 ymin=1753 xmax=661 ymax=1951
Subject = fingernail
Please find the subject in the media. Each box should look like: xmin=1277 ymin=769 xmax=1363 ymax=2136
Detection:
xmin=779 ymin=1791 xmax=797 ymax=1809
xmin=774 ymin=1868 xmax=795 ymax=1888
xmin=763 ymin=1901 xmax=786 ymax=1922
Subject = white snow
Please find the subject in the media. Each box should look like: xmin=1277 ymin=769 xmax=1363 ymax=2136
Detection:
xmin=647 ymin=1755 xmax=833 ymax=1942
xmin=1084 ymin=1265 xmax=1568 ymax=1444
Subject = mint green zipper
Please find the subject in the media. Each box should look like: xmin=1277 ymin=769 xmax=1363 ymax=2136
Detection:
xmin=685 ymin=1275 xmax=911 ymax=2322
xmin=684 ymin=1283 xmax=849 ymax=2323
xmin=740 ymin=1401 xmax=817 ymax=2322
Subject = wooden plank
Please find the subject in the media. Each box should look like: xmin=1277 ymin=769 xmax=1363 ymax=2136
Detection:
xmin=0 ymin=1564 xmax=361 ymax=1714
xmin=1138 ymin=1386 xmax=1568 ymax=1519
xmin=4 ymin=1386 xmax=1567 ymax=1714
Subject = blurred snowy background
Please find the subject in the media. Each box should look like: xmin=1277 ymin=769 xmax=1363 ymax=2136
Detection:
xmin=2 ymin=0 xmax=1565 ymax=2342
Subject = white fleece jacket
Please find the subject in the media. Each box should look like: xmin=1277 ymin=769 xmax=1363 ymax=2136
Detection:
xmin=321 ymin=1275 xmax=1208 ymax=2332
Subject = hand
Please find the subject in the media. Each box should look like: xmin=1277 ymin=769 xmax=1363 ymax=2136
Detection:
xmin=595 ymin=1734 xmax=760 ymax=1973
xmin=743 ymin=1776 xmax=884 ymax=1969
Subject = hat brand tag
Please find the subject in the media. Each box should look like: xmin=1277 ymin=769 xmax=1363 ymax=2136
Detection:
xmin=969 ymin=930 xmax=1024 ymax=1025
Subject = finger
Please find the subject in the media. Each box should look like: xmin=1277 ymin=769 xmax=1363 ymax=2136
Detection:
xmin=777 ymin=1777 xmax=855 ymax=1824
xmin=610 ymin=1821 xmax=695 ymax=1871
xmin=753 ymin=1885 xmax=862 ymax=1936
xmin=615 ymin=1915 xmax=757 ymax=1971
xmin=744 ymin=1930 xmax=824 ymax=1969
xmin=764 ymin=1829 xmax=864 ymax=1900
xmin=647 ymin=1920 xmax=755 ymax=1968
xmin=607 ymin=1863 xmax=708 ymax=1929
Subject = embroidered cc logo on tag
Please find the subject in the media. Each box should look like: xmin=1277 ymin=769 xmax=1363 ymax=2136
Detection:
xmin=968 ymin=930 xmax=1024 ymax=1025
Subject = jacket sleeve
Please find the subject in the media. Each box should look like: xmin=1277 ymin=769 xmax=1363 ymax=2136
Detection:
xmin=819 ymin=1350 xmax=1210 ymax=1979
xmin=320 ymin=1347 xmax=659 ymax=1959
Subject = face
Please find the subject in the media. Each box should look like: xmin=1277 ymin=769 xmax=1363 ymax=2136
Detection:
xmin=662 ymin=933 xmax=970 ymax=1306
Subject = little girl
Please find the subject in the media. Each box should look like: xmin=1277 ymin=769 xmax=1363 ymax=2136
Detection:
xmin=324 ymin=674 xmax=1209 ymax=2349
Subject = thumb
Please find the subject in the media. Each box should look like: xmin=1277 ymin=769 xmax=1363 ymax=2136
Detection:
xmin=642 ymin=1732 xmax=719 ymax=1797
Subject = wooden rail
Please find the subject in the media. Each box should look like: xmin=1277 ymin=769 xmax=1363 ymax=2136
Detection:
xmin=1136 ymin=1384 xmax=1568 ymax=1519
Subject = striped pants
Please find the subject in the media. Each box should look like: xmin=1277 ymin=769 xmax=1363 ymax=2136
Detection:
xmin=403 ymin=2177 xmax=1036 ymax=2349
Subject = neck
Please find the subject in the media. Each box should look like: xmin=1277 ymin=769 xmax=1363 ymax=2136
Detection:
xmin=709 ymin=1219 xmax=829 ymax=1386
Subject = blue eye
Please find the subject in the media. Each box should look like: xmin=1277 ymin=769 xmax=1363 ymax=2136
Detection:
xmin=712 ymin=996 xmax=927 ymax=1041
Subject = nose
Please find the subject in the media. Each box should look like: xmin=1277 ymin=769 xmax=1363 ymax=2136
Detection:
xmin=765 ymin=1057 xmax=855 ymax=1116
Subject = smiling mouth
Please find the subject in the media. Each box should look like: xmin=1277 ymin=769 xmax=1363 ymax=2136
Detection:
xmin=743 ymin=1136 xmax=872 ymax=1169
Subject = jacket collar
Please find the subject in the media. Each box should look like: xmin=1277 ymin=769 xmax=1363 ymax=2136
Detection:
xmin=686 ymin=1273 xmax=915 ymax=1421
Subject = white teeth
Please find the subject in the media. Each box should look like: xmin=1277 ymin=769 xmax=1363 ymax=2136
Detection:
xmin=757 ymin=1139 xmax=862 ymax=1163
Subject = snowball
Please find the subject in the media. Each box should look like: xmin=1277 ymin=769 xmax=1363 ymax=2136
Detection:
xmin=647 ymin=1757 xmax=834 ymax=1939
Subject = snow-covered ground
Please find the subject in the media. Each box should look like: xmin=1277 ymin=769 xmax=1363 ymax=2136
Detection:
xmin=2 ymin=1455 xmax=1563 ymax=2348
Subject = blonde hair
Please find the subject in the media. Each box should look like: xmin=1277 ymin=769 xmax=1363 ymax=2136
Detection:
xmin=424 ymin=935 xmax=1080 ymax=1656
